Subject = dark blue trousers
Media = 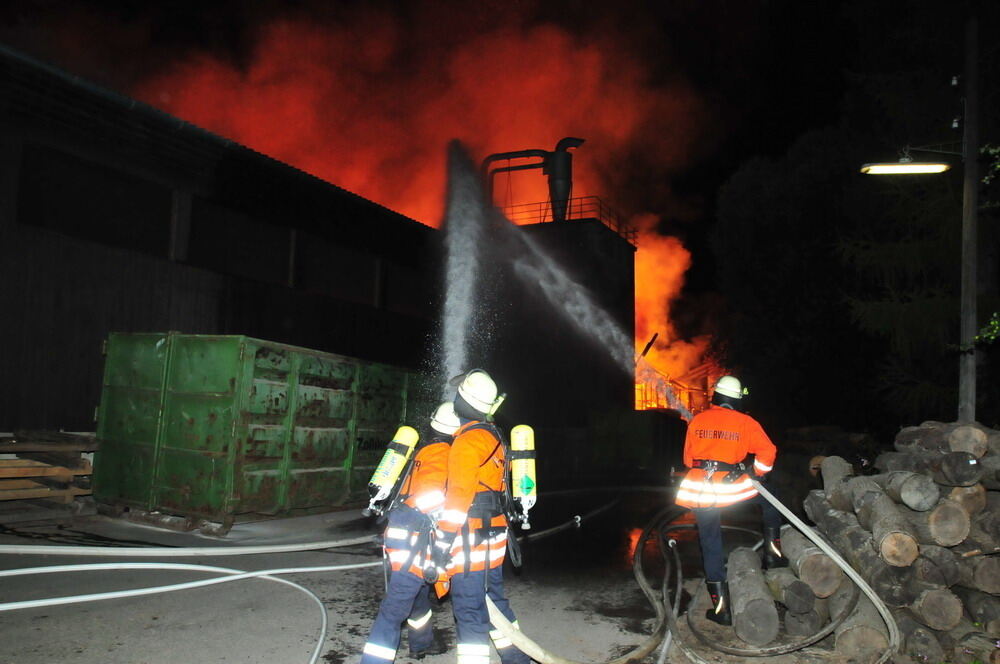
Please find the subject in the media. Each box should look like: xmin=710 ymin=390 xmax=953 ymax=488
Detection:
xmin=360 ymin=568 xmax=434 ymax=663
xmin=450 ymin=565 xmax=531 ymax=664
xmin=692 ymin=485 xmax=783 ymax=582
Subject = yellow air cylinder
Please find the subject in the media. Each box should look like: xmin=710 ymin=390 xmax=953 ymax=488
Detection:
xmin=367 ymin=425 xmax=420 ymax=503
xmin=510 ymin=425 xmax=537 ymax=527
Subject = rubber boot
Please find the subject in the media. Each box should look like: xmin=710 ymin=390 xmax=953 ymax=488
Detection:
xmin=409 ymin=633 xmax=447 ymax=660
xmin=409 ymin=643 xmax=447 ymax=660
xmin=763 ymin=527 xmax=789 ymax=569
xmin=704 ymin=580 xmax=732 ymax=626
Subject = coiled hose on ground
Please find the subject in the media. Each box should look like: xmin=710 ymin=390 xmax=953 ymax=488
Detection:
xmin=489 ymin=480 xmax=898 ymax=664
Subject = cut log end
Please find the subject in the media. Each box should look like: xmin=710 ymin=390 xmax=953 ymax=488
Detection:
xmin=910 ymin=588 xmax=963 ymax=631
xmin=729 ymin=547 xmax=780 ymax=646
xmin=966 ymin=556 xmax=1000 ymax=594
xmin=799 ymin=556 xmax=843 ymax=598
xmin=879 ymin=532 xmax=919 ymax=567
xmin=783 ymin=609 xmax=823 ymax=637
xmin=733 ymin=597 xmax=781 ymax=646
xmin=835 ymin=626 xmax=890 ymax=662
xmin=948 ymin=425 xmax=988 ymax=458
xmin=948 ymin=484 xmax=987 ymax=516
xmin=908 ymin=500 xmax=971 ymax=546
xmin=894 ymin=473 xmax=939 ymax=512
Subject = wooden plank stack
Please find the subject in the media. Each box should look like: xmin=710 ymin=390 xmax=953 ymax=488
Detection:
xmin=781 ymin=420 xmax=1000 ymax=664
xmin=0 ymin=431 xmax=97 ymax=525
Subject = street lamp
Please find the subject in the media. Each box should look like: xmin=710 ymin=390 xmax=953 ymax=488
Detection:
xmin=859 ymin=156 xmax=951 ymax=175
xmin=860 ymin=17 xmax=979 ymax=423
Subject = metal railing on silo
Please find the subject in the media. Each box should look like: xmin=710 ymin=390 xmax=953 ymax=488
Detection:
xmin=503 ymin=196 xmax=637 ymax=246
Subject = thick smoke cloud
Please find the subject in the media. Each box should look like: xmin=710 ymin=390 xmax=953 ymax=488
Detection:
xmin=127 ymin=10 xmax=710 ymax=226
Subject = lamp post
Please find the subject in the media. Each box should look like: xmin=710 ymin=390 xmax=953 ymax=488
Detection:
xmin=860 ymin=17 xmax=978 ymax=423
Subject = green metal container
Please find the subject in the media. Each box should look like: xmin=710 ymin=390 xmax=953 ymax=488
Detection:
xmin=92 ymin=333 xmax=434 ymax=528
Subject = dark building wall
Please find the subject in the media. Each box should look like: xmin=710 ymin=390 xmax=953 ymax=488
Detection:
xmin=0 ymin=136 xmax=437 ymax=431
xmin=0 ymin=48 xmax=441 ymax=431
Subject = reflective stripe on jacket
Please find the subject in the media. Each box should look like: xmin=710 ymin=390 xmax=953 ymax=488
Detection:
xmin=439 ymin=421 xmax=508 ymax=572
xmin=676 ymin=405 xmax=776 ymax=509
xmin=384 ymin=441 xmax=449 ymax=578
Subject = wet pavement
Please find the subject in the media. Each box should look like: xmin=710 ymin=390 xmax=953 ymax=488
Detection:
xmin=0 ymin=490 xmax=847 ymax=663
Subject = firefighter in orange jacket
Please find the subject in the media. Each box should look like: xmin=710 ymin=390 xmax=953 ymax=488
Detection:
xmin=432 ymin=369 xmax=530 ymax=664
xmin=676 ymin=375 xmax=787 ymax=626
xmin=360 ymin=402 xmax=459 ymax=664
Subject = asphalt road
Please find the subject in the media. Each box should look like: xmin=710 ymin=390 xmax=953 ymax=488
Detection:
xmin=0 ymin=491 xmax=844 ymax=664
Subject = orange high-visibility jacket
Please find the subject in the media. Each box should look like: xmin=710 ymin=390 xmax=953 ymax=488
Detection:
xmin=438 ymin=421 xmax=508 ymax=572
xmin=384 ymin=440 xmax=449 ymax=577
xmin=675 ymin=405 xmax=776 ymax=509
xmin=401 ymin=440 xmax=449 ymax=515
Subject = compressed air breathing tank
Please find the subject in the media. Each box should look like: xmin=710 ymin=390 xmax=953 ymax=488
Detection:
xmin=510 ymin=425 xmax=537 ymax=528
xmin=367 ymin=426 xmax=419 ymax=503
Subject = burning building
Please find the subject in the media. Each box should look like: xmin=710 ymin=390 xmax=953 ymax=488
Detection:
xmin=0 ymin=26 xmax=713 ymax=491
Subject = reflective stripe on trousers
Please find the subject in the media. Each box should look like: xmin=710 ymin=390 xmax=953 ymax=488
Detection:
xmin=450 ymin=565 xmax=530 ymax=664
xmin=489 ymin=619 xmax=521 ymax=650
xmin=360 ymin=568 xmax=434 ymax=664
xmin=449 ymin=527 xmax=507 ymax=574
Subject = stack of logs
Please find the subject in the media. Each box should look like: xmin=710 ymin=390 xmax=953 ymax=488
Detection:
xmin=797 ymin=421 xmax=1000 ymax=663
xmin=724 ymin=531 xmax=847 ymax=648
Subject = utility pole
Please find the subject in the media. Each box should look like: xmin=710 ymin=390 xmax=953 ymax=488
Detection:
xmin=958 ymin=15 xmax=978 ymax=423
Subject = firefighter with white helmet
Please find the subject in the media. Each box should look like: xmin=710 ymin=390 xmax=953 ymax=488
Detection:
xmin=433 ymin=369 xmax=530 ymax=664
xmin=676 ymin=374 xmax=786 ymax=626
xmin=360 ymin=401 xmax=460 ymax=664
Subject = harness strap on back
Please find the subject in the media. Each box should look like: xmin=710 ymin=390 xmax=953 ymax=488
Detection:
xmin=398 ymin=506 xmax=434 ymax=575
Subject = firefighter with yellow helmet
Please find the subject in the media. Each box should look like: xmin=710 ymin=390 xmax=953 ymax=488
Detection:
xmin=433 ymin=369 xmax=532 ymax=664
xmin=676 ymin=375 xmax=786 ymax=626
xmin=360 ymin=401 xmax=460 ymax=663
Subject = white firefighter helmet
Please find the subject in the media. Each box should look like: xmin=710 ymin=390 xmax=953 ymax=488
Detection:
xmin=714 ymin=375 xmax=745 ymax=399
xmin=457 ymin=369 xmax=501 ymax=416
xmin=430 ymin=401 xmax=460 ymax=435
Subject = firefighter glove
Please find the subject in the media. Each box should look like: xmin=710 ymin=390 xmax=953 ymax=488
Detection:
xmin=430 ymin=528 xmax=454 ymax=573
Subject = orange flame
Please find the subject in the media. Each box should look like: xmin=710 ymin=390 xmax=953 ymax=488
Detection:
xmin=633 ymin=214 xmax=720 ymax=413
xmin=625 ymin=527 xmax=643 ymax=566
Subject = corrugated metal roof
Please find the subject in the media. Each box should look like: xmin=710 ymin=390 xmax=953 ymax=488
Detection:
xmin=0 ymin=42 xmax=436 ymax=264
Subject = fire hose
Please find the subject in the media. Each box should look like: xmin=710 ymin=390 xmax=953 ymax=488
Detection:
xmin=487 ymin=478 xmax=899 ymax=664
xmin=0 ymin=481 xmax=900 ymax=664
xmin=0 ymin=503 xmax=616 ymax=664
xmin=0 ymin=560 xmax=380 ymax=664
xmin=0 ymin=533 xmax=383 ymax=664
xmin=0 ymin=534 xmax=376 ymax=557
